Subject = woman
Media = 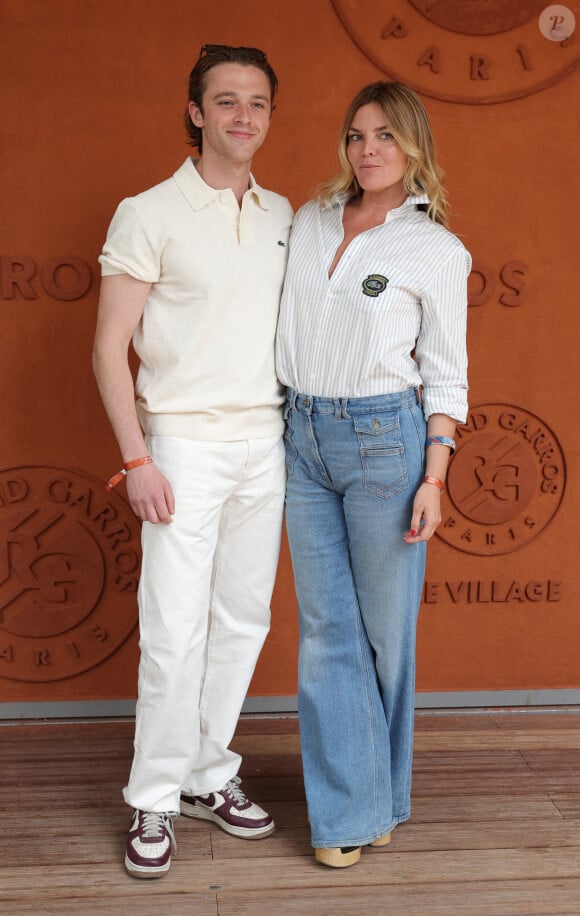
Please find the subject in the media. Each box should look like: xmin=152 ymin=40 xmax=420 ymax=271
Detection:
xmin=276 ymin=82 xmax=470 ymax=868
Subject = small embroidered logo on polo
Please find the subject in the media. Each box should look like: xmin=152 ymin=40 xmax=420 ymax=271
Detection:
xmin=362 ymin=274 xmax=388 ymax=297
xmin=277 ymin=240 xmax=286 ymax=246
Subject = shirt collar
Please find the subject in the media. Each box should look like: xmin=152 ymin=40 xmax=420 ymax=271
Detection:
xmin=332 ymin=190 xmax=430 ymax=220
xmin=173 ymin=157 xmax=269 ymax=211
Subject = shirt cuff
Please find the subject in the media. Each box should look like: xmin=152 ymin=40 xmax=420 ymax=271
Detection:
xmin=422 ymin=387 xmax=468 ymax=423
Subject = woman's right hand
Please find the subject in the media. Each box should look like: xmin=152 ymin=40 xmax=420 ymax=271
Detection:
xmin=403 ymin=481 xmax=442 ymax=543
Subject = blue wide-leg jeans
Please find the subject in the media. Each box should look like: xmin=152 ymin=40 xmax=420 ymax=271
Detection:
xmin=284 ymin=388 xmax=427 ymax=849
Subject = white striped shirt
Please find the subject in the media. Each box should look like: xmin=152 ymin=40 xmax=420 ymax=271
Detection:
xmin=276 ymin=193 xmax=470 ymax=422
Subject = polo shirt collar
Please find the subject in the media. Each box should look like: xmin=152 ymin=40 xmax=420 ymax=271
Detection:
xmin=247 ymin=173 xmax=269 ymax=210
xmin=173 ymin=157 xmax=268 ymax=211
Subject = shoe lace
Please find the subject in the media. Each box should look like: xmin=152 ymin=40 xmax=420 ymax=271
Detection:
xmin=141 ymin=811 xmax=177 ymax=851
xmin=224 ymin=776 xmax=248 ymax=805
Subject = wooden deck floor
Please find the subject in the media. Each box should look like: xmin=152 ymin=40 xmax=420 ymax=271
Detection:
xmin=2 ymin=710 xmax=580 ymax=914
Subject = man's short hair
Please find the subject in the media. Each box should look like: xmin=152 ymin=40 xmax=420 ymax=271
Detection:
xmin=185 ymin=44 xmax=279 ymax=151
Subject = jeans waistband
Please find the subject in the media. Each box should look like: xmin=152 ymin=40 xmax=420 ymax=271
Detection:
xmin=284 ymin=388 xmax=420 ymax=419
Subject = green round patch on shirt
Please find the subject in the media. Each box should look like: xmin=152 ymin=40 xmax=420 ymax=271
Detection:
xmin=362 ymin=274 xmax=388 ymax=297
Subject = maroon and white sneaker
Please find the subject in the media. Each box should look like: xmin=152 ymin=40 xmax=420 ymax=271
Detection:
xmin=180 ymin=776 xmax=275 ymax=839
xmin=125 ymin=809 xmax=176 ymax=878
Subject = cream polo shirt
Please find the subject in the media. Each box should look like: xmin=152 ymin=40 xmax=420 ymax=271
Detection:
xmin=276 ymin=194 xmax=470 ymax=422
xmin=99 ymin=157 xmax=293 ymax=440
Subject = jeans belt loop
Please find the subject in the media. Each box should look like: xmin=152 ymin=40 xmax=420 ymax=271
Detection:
xmin=333 ymin=398 xmax=341 ymax=419
xmin=285 ymin=389 xmax=298 ymax=419
xmin=341 ymin=398 xmax=350 ymax=419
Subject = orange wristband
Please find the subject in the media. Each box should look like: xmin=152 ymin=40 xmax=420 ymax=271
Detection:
xmin=423 ymin=475 xmax=445 ymax=494
xmin=105 ymin=456 xmax=153 ymax=492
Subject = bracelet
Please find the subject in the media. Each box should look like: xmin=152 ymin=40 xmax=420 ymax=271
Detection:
xmin=425 ymin=435 xmax=456 ymax=455
xmin=423 ymin=475 xmax=445 ymax=494
xmin=105 ymin=456 xmax=153 ymax=492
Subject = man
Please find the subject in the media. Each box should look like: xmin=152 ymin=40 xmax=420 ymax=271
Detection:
xmin=93 ymin=44 xmax=292 ymax=878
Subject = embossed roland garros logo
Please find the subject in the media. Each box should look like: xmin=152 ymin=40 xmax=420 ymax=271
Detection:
xmin=436 ymin=404 xmax=566 ymax=556
xmin=0 ymin=467 xmax=141 ymax=682
xmin=332 ymin=0 xmax=580 ymax=104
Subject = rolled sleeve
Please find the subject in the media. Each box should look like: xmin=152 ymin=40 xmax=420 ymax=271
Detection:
xmin=99 ymin=198 xmax=161 ymax=283
xmin=416 ymin=245 xmax=470 ymax=423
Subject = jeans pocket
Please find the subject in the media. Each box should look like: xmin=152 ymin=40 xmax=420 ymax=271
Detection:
xmin=354 ymin=411 xmax=408 ymax=499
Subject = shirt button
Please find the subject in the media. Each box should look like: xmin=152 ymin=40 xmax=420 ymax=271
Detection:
xmin=220 ymin=194 xmax=228 ymax=203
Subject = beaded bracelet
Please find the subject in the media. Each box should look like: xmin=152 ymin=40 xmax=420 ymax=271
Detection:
xmin=423 ymin=475 xmax=445 ymax=494
xmin=105 ymin=456 xmax=153 ymax=492
xmin=425 ymin=435 xmax=456 ymax=455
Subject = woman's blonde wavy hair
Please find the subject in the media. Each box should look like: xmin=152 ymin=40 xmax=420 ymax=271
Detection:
xmin=317 ymin=81 xmax=449 ymax=227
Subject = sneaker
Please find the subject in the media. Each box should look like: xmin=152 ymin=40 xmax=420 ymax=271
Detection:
xmin=125 ymin=809 xmax=176 ymax=878
xmin=180 ymin=775 xmax=275 ymax=839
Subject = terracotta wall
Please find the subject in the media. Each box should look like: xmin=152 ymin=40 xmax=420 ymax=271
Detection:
xmin=1 ymin=0 xmax=579 ymax=704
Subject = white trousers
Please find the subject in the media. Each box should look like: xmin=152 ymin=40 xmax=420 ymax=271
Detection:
xmin=123 ymin=434 xmax=286 ymax=813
